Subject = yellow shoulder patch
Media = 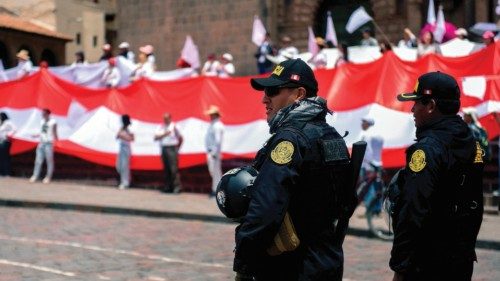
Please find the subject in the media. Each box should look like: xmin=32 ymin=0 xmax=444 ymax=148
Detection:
xmin=409 ymin=149 xmax=426 ymax=172
xmin=270 ymin=141 xmax=294 ymax=165
xmin=474 ymin=141 xmax=484 ymax=163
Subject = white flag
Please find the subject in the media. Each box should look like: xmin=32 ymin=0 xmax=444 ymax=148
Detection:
xmin=345 ymin=6 xmax=372 ymax=34
xmin=433 ymin=5 xmax=446 ymax=43
xmin=308 ymin=27 xmax=319 ymax=56
xmin=252 ymin=15 xmax=267 ymax=46
xmin=181 ymin=35 xmax=200 ymax=69
xmin=427 ymin=0 xmax=436 ymax=24
xmin=325 ymin=11 xmax=338 ymax=47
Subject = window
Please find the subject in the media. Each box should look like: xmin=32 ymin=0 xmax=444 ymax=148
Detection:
xmin=76 ymin=33 xmax=81 ymax=45
xmin=93 ymin=36 xmax=98 ymax=47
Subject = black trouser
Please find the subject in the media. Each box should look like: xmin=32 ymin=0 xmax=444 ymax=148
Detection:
xmin=160 ymin=145 xmax=182 ymax=192
xmin=0 ymin=140 xmax=11 ymax=176
xmin=405 ymin=261 xmax=474 ymax=281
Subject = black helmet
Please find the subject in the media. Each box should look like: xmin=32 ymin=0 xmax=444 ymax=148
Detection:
xmin=216 ymin=166 xmax=258 ymax=220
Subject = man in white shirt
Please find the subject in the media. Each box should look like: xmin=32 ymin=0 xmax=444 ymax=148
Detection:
xmin=204 ymin=105 xmax=224 ymax=197
xmin=154 ymin=113 xmax=183 ymax=193
xmin=201 ymin=54 xmax=220 ymax=77
xmin=16 ymin=50 xmax=33 ymax=79
xmin=359 ymin=117 xmax=384 ymax=213
xmin=101 ymin=57 xmax=121 ymax=88
xmin=278 ymin=36 xmax=299 ymax=61
xmin=217 ymin=53 xmax=235 ymax=78
xmin=30 ymin=109 xmax=58 ymax=184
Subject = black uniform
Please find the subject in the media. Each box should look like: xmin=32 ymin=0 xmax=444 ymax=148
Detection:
xmin=234 ymin=97 xmax=350 ymax=281
xmin=390 ymin=115 xmax=484 ymax=280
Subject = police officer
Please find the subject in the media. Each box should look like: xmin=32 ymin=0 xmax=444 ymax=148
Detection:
xmin=390 ymin=72 xmax=484 ymax=281
xmin=233 ymin=58 xmax=351 ymax=280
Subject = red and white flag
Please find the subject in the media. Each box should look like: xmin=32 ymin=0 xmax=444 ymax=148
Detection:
xmin=308 ymin=27 xmax=319 ymax=56
xmin=180 ymin=35 xmax=200 ymax=69
xmin=433 ymin=5 xmax=446 ymax=43
xmin=252 ymin=15 xmax=267 ymax=46
xmin=325 ymin=11 xmax=338 ymax=47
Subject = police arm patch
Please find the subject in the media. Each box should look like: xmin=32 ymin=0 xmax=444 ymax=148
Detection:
xmin=409 ymin=149 xmax=426 ymax=172
xmin=270 ymin=141 xmax=294 ymax=165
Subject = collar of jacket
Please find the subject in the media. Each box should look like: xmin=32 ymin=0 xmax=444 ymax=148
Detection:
xmin=268 ymin=96 xmax=330 ymax=134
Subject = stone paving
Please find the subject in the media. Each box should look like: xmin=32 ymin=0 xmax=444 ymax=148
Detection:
xmin=0 ymin=177 xmax=498 ymax=280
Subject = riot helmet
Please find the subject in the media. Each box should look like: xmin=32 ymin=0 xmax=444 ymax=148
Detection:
xmin=215 ymin=166 xmax=258 ymax=220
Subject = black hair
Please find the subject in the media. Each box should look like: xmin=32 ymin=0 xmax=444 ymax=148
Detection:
xmin=42 ymin=108 xmax=51 ymax=115
xmin=420 ymin=97 xmax=460 ymax=115
xmin=121 ymin=114 xmax=131 ymax=127
xmin=0 ymin=112 xmax=8 ymax=122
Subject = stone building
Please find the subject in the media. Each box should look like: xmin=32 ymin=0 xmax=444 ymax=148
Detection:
xmin=115 ymin=0 xmax=498 ymax=76
xmin=0 ymin=0 xmax=115 ymax=64
xmin=0 ymin=13 xmax=71 ymax=68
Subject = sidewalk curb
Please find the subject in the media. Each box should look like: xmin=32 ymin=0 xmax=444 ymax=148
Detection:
xmin=1 ymin=198 xmax=499 ymax=251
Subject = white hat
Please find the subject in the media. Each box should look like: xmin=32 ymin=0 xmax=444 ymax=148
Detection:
xmin=102 ymin=44 xmax=111 ymax=51
xmin=454 ymin=28 xmax=468 ymax=37
xmin=119 ymin=42 xmax=130 ymax=49
xmin=139 ymin=45 xmax=154 ymax=55
xmin=222 ymin=53 xmax=233 ymax=61
xmin=362 ymin=117 xmax=375 ymax=126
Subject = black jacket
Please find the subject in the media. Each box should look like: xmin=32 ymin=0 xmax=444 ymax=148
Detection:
xmin=390 ymin=115 xmax=484 ymax=277
xmin=233 ymin=97 xmax=349 ymax=281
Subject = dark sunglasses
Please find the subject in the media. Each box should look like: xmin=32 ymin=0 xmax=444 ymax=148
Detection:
xmin=264 ymin=84 xmax=301 ymax=97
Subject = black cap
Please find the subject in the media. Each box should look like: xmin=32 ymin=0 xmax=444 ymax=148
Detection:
xmin=397 ymin=71 xmax=460 ymax=102
xmin=250 ymin=58 xmax=318 ymax=92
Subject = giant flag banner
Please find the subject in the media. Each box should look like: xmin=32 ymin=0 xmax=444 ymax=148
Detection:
xmin=1 ymin=42 xmax=500 ymax=171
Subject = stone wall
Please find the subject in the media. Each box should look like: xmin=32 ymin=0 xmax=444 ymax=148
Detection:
xmin=116 ymin=0 xmax=264 ymax=76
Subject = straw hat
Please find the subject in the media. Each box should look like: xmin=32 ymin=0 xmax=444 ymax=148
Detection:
xmin=16 ymin=49 xmax=30 ymax=60
xmin=205 ymin=105 xmax=220 ymax=116
xmin=315 ymin=37 xmax=326 ymax=47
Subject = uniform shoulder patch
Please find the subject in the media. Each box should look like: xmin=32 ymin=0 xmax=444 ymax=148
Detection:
xmin=409 ymin=149 xmax=426 ymax=172
xmin=270 ymin=140 xmax=294 ymax=165
xmin=474 ymin=141 xmax=484 ymax=163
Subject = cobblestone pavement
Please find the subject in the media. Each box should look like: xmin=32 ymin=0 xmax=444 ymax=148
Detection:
xmin=0 ymin=207 xmax=498 ymax=281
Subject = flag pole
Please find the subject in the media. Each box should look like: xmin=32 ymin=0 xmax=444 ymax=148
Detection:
xmin=372 ymin=20 xmax=392 ymax=45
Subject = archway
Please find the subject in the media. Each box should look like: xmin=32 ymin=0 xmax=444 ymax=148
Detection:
xmin=0 ymin=41 xmax=11 ymax=68
xmin=41 ymin=49 xmax=58 ymax=66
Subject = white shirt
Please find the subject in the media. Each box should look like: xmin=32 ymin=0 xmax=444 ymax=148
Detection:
xmin=0 ymin=119 xmax=15 ymax=141
xmin=17 ymin=60 xmax=33 ymax=79
xmin=102 ymin=66 xmax=121 ymax=87
xmin=312 ymin=49 xmax=328 ymax=69
xmin=155 ymin=122 xmax=181 ymax=147
xmin=201 ymin=60 xmax=220 ymax=77
xmin=205 ymin=118 xmax=224 ymax=155
xmin=132 ymin=61 xmax=154 ymax=79
xmin=217 ymin=63 xmax=235 ymax=78
xmin=40 ymin=118 xmax=57 ymax=143
xmin=360 ymin=128 xmax=384 ymax=169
